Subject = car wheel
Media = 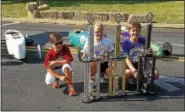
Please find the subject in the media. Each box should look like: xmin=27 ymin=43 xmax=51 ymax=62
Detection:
xmin=25 ymin=37 xmax=34 ymax=46
xmin=163 ymin=42 xmax=172 ymax=56
xmin=20 ymin=57 xmax=27 ymax=62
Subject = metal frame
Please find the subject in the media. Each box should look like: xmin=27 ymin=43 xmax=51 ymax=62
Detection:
xmin=136 ymin=12 xmax=156 ymax=94
xmin=78 ymin=15 xmax=102 ymax=103
xmin=78 ymin=12 xmax=158 ymax=103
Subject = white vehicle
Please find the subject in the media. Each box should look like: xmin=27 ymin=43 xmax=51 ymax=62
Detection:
xmin=4 ymin=29 xmax=42 ymax=61
xmin=5 ymin=29 xmax=26 ymax=60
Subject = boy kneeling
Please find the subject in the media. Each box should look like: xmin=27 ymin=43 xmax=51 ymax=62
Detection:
xmin=121 ymin=22 xmax=159 ymax=84
xmin=44 ymin=32 xmax=76 ymax=96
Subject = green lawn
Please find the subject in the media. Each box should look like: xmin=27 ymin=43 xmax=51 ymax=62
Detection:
xmin=2 ymin=1 xmax=184 ymax=24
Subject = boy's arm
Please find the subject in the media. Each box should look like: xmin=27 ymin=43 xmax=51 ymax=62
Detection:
xmin=44 ymin=50 xmax=53 ymax=69
xmin=55 ymin=45 xmax=73 ymax=65
xmin=108 ymin=39 xmax=115 ymax=57
xmin=122 ymin=41 xmax=137 ymax=72
xmin=126 ymin=56 xmax=137 ymax=72
xmin=44 ymin=51 xmax=64 ymax=78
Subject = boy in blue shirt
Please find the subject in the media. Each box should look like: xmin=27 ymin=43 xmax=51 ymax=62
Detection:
xmin=121 ymin=22 xmax=159 ymax=84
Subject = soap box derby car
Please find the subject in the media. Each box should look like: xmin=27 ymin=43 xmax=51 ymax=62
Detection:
xmin=4 ymin=29 xmax=40 ymax=61
xmin=68 ymin=27 xmax=172 ymax=57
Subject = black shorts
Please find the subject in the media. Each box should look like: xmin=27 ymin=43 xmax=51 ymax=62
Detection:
xmin=126 ymin=61 xmax=153 ymax=70
xmin=126 ymin=63 xmax=138 ymax=69
xmin=101 ymin=62 xmax=109 ymax=73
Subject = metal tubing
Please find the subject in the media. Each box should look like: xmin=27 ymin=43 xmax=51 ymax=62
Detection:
xmin=89 ymin=25 xmax=94 ymax=60
xmin=84 ymin=62 xmax=90 ymax=102
xmin=146 ymin=23 xmax=152 ymax=49
xmin=115 ymin=25 xmax=121 ymax=57
xmin=122 ymin=58 xmax=126 ymax=95
xmin=82 ymin=16 xmax=95 ymax=103
xmin=149 ymin=56 xmax=156 ymax=92
xmin=88 ymin=24 xmax=94 ymax=92
xmin=136 ymin=56 xmax=142 ymax=92
xmin=108 ymin=15 xmax=125 ymax=97
xmin=112 ymin=60 xmax=118 ymax=96
xmin=112 ymin=23 xmax=121 ymax=96
xmin=96 ymin=60 xmax=100 ymax=99
xmin=108 ymin=60 xmax=113 ymax=96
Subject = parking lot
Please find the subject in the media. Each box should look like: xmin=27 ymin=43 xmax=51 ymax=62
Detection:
xmin=1 ymin=21 xmax=184 ymax=111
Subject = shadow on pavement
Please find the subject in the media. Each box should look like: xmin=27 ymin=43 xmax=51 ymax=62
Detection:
xmin=22 ymin=51 xmax=46 ymax=64
xmin=28 ymin=32 xmax=69 ymax=46
xmin=71 ymin=76 xmax=184 ymax=103
xmin=1 ymin=61 xmax=24 ymax=66
xmin=61 ymin=82 xmax=84 ymax=96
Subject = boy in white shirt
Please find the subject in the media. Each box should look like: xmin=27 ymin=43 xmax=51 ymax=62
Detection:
xmin=82 ymin=23 xmax=114 ymax=84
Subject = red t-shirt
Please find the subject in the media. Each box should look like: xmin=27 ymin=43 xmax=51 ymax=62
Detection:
xmin=44 ymin=45 xmax=73 ymax=69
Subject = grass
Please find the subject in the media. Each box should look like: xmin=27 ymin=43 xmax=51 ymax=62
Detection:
xmin=2 ymin=2 xmax=27 ymax=18
xmin=2 ymin=1 xmax=184 ymax=24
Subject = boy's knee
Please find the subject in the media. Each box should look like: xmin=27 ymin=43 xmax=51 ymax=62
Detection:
xmin=90 ymin=62 xmax=97 ymax=71
xmin=154 ymin=70 xmax=159 ymax=80
xmin=45 ymin=73 xmax=55 ymax=85
xmin=90 ymin=61 xmax=97 ymax=67
xmin=62 ymin=64 xmax=72 ymax=73
xmin=45 ymin=80 xmax=53 ymax=85
xmin=45 ymin=77 xmax=54 ymax=85
xmin=126 ymin=69 xmax=132 ymax=74
xmin=125 ymin=69 xmax=133 ymax=80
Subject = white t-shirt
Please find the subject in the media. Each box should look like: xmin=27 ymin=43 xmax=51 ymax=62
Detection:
xmin=82 ymin=37 xmax=114 ymax=62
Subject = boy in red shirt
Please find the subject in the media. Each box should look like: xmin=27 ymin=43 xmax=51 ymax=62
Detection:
xmin=44 ymin=32 xmax=76 ymax=96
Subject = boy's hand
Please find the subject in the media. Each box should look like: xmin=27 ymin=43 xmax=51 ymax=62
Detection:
xmin=130 ymin=68 xmax=138 ymax=79
xmin=100 ymin=55 xmax=105 ymax=60
xmin=131 ymin=68 xmax=137 ymax=74
xmin=99 ymin=53 xmax=107 ymax=61
xmin=47 ymin=61 xmax=57 ymax=68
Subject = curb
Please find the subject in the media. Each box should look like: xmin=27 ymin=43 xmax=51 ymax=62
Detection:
xmin=2 ymin=17 xmax=184 ymax=29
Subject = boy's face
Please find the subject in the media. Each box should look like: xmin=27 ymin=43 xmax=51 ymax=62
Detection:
xmin=129 ymin=27 xmax=141 ymax=39
xmin=94 ymin=26 xmax=103 ymax=41
xmin=50 ymin=34 xmax=63 ymax=53
xmin=52 ymin=41 xmax=63 ymax=53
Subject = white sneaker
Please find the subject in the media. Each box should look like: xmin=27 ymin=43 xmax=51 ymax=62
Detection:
xmin=88 ymin=80 xmax=96 ymax=95
xmin=100 ymin=76 xmax=106 ymax=83
xmin=104 ymin=74 xmax=109 ymax=80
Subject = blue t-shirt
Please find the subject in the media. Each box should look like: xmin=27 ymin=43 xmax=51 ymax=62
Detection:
xmin=121 ymin=32 xmax=146 ymax=63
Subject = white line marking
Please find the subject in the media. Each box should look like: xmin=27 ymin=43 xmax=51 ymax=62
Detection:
xmin=156 ymin=42 xmax=184 ymax=47
xmin=154 ymin=79 xmax=180 ymax=92
xmin=1 ymin=22 xmax=20 ymax=27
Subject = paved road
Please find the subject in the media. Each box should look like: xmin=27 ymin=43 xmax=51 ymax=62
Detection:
xmin=1 ymin=22 xmax=184 ymax=111
xmin=1 ymin=22 xmax=184 ymax=55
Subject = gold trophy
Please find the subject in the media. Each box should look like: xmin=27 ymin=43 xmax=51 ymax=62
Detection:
xmin=108 ymin=14 xmax=126 ymax=97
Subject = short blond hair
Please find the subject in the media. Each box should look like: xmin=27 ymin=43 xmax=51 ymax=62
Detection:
xmin=128 ymin=22 xmax=141 ymax=31
xmin=94 ymin=23 xmax=104 ymax=32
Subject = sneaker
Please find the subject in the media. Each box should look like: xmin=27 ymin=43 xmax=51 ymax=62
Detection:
xmin=100 ymin=76 xmax=106 ymax=83
xmin=89 ymin=80 xmax=96 ymax=95
xmin=52 ymin=81 xmax=59 ymax=88
xmin=68 ymin=87 xmax=77 ymax=96
xmin=128 ymin=78 xmax=136 ymax=85
xmin=100 ymin=73 xmax=109 ymax=83
xmin=104 ymin=74 xmax=109 ymax=80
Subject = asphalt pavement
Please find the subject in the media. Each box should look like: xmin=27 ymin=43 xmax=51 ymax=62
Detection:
xmin=1 ymin=21 xmax=184 ymax=111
